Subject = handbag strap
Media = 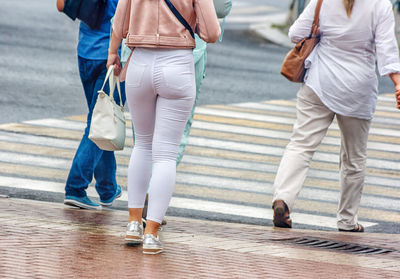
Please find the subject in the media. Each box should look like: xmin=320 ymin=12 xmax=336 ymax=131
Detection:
xmin=112 ymin=75 xmax=123 ymax=109
xmin=99 ymin=65 xmax=123 ymax=108
xmin=311 ymin=0 xmax=323 ymax=36
xmin=100 ymin=65 xmax=115 ymax=94
xmin=164 ymin=0 xmax=195 ymax=39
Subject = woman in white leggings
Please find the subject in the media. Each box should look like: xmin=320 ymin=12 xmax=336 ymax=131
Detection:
xmin=108 ymin=0 xmax=220 ymax=254
xmin=126 ymin=48 xmax=195 ymax=225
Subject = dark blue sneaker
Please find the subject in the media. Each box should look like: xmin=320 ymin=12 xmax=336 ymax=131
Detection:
xmin=99 ymin=185 xmax=122 ymax=206
xmin=64 ymin=195 xmax=101 ymax=210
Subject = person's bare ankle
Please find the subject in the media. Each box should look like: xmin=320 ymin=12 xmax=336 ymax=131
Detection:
xmin=128 ymin=208 xmax=143 ymax=224
xmin=128 ymin=217 xmax=142 ymax=223
xmin=145 ymin=220 xmax=161 ymax=237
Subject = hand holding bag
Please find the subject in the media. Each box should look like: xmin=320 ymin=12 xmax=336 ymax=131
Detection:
xmin=89 ymin=65 xmax=126 ymax=151
xmin=280 ymin=0 xmax=323 ymax=83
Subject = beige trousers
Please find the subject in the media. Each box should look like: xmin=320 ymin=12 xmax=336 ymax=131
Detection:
xmin=273 ymin=85 xmax=371 ymax=230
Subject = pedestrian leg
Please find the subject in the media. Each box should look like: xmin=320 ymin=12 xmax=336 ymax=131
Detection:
xmin=273 ymin=85 xmax=335 ymax=212
xmin=65 ymin=58 xmax=109 ymax=201
xmin=336 ymin=115 xmax=371 ymax=231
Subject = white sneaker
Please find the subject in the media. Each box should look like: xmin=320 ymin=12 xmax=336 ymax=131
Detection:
xmin=143 ymin=234 xmax=163 ymax=255
xmin=125 ymin=221 xmax=144 ymax=244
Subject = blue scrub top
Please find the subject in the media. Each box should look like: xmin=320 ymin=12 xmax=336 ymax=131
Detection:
xmin=77 ymin=0 xmax=119 ymax=60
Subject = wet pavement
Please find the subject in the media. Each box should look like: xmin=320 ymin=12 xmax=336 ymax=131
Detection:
xmin=1 ymin=198 xmax=399 ymax=278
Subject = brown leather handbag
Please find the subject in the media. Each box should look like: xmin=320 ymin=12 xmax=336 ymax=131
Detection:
xmin=281 ymin=0 xmax=323 ymax=83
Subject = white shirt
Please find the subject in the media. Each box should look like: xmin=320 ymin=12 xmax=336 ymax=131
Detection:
xmin=289 ymin=0 xmax=400 ymax=119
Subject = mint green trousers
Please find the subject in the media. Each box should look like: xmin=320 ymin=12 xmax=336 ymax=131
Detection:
xmin=176 ymin=36 xmax=207 ymax=164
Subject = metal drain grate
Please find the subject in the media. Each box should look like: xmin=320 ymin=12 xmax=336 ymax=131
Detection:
xmin=288 ymin=237 xmax=395 ymax=255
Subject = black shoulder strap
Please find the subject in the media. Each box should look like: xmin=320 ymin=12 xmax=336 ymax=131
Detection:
xmin=164 ymin=0 xmax=195 ymax=39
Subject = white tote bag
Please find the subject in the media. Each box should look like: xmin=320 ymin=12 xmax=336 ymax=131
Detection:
xmin=89 ymin=65 xmax=126 ymax=151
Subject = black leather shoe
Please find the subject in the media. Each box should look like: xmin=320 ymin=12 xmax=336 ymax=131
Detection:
xmin=272 ymin=200 xmax=292 ymax=228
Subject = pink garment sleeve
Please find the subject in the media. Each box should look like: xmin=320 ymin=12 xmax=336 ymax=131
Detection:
xmin=112 ymin=0 xmax=131 ymax=40
xmin=194 ymin=0 xmax=221 ymax=43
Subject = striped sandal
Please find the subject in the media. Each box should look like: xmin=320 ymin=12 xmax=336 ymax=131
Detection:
xmin=272 ymin=200 xmax=292 ymax=228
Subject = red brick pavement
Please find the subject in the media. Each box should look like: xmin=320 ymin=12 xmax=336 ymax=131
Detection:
xmin=0 ymin=198 xmax=399 ymax=279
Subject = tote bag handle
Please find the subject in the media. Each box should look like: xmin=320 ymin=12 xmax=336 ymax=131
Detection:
xmin=100 ymin=65 xmax=123 ymax=108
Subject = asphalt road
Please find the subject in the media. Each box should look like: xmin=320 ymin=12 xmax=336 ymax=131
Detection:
xmin=0 ymin=0 xmax=394 ymax=124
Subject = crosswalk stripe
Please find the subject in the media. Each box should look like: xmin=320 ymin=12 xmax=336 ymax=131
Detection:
xmin=191 ymin=121 xmax=400 ymax=153
xmin=0 ymin=130 xmax=79 ymax=148
xmin=175 ymin=171 xmax=400 ymax=211
xmin=187 ymin=137 xmax=400 ymax=171
xmin=24 ymin=118 xmax=87 ymax=131
xmin=188 ymin=128 xmax=400 ymax=160
xmin=0 ymin=123 xmax=84 ymax=140
xmin=377 ymin=95 xmax=397 ymax=103
xmin=1 ymin=147 xmax=399 ymax=199
xmin=183 ymin=146 xmax=400 ymax=184
xmin=0 ymin=140 xmax=75 ymax=158
xmin=180 ymin=155 xmax=400 ymax=192
xmin=23 ymin=118 xmax=135 ymax=138
xmin=9 ymin=116 xmax=400 ymax=156
xmin=0 ymin=162 xmax=68 ymax=182
xmin=195 ymin=107 xmax=400 ymax=138
xmin=0 ymin=129 xmax=398 ymax=182
xmin=64 ymin=109 xmax=400 ymax=143
xmin=0 ymin=162 xmax=397 ymax=224
xmin=0 ymin=175 xmax=377 ymax=229
xmin=173 ymin=184 xmax=400 ymax=223
xmin=168 ymin=197 xmax=377 ymax=229
xmin=267 ymin=97 xmax=399 ymax=112
xmin=180 ymin=162 xmax=379 ymax=192
xmin=0 ymin=141 xmax=132 ymax=167
xmin=193 ymin=114 xmax=400 ymax=144
xmin=2 ymin=129 xmax=399 ymax=195
xmin=1 ymin=96 xmax=399 ymax=230
xmin=212 ymin=101 xmax=400 ymax=124
xmin=226 ymin=15 xmax=280 ymax=23
xmin=0 ymin=130 xmax=133 ymax=157
xmin=234 ymin=102 xmax=298 ymax=113
xmin=16 ymin=116 xmax=400 ymax=159
xmin=0 ymin=123 xmax=135 ymax=148
xmin=0 ymin=150 xmax=71 ymax=169
xmin=207 ymin=104 xmax=400 ymax=129
xmin=6 ymin=117 xmax=400 ymax=170
xmin=229 ymin=6 xmax=279 ymax=15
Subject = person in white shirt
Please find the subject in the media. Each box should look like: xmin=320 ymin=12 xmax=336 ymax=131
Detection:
xmin=272 ymin=0 xmax=400 ymax=232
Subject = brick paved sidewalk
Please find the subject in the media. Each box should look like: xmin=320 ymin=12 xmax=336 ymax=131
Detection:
xmin=1 ymin=198 xmax=399 ymax=279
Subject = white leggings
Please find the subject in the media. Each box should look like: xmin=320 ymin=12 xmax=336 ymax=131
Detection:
xmin=126 ymin=48 xmax=195 ymax=224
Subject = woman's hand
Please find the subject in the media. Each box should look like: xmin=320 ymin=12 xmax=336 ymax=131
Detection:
xmin=56 ymin=0 xmax=65 ymax=11
xmin=107 ymin=53 xmax=121 ymax=76
xmin=395 ymin=85 xmax=400 ymax=110
xmin=389 ymin=73 xmax=400 ymax=109
xmin=107 ymin=31 xmax=123 ymax=76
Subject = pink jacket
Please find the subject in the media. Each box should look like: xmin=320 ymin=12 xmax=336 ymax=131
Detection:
xmin=112 ymin=0 xmax=221 ymax=49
